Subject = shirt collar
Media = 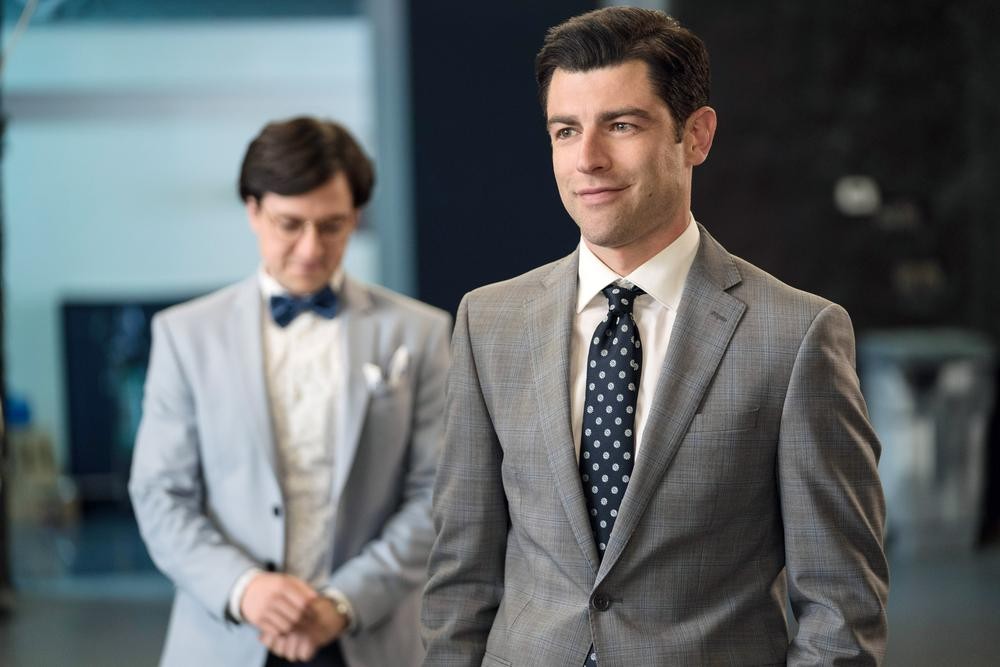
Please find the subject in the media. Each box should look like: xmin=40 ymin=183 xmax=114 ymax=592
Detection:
xmin=257 ymin=266 xmax=345 ymax=299
xmin=576 ymin=213 xmax=701 ymax=313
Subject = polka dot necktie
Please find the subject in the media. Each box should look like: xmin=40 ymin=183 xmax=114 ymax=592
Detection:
xmin=580 ymin=284 xmax=643 ymax=667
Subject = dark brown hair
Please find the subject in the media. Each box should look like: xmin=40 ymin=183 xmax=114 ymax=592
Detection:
xmin=238 ymin=117 xmax=375 ymax=207
xmin=535 ymin=7 xmax=710 ymax=141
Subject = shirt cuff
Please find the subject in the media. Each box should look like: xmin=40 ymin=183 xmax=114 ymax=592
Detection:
xmin=321 ymin=588 xmax=357 ymax=633
xmin=228 ymin=567 xmax=264 ymax=623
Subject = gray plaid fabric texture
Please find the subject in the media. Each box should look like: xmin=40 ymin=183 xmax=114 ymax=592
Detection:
xmin=581 ymin=284 xmax=644 ymax=666
xmin=421 ymin=226 xmax=889 ymax=666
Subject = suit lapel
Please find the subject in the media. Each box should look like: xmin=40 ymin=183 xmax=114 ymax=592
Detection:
xmin=331 ymin=276 xmax=376 ymax=502
xmin=526 ymin=250 xmax=600 ymax=572
xmin=227 ymin=276 xmax=279 ymax=473
xmin=597 ymin=227 xmax=747 ymax=581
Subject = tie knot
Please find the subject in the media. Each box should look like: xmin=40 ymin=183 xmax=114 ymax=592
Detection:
xmin=602 ymin=284 xmax=644 ymax=315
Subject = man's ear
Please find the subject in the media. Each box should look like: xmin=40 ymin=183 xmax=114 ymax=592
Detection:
xmin=685 ymin=106 xmax=717 ymax=167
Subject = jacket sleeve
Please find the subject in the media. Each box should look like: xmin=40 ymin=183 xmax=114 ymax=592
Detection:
xmin=129 ymin=313 xmax=259 ymax=621
xmin=325 ymin=311 xmax=452 ymax=632
xmin=779 ymin=303 xmax=889 ymax=666
xmin=422 ymin=295 xmax=510 ymax=666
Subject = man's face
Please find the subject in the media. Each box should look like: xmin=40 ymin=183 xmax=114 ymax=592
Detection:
xmin=247 ymin=171 xmax=358 ymax=296
xmin=546 ymin=60 xmax=705 ymax=261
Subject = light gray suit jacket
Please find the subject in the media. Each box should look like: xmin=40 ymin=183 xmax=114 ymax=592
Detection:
xmin=422 ymin=226 xmax=888 ymax=666
xmin=130 ymin=274 xmax=451 ymax=667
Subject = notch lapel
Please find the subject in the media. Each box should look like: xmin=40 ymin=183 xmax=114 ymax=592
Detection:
xmin=228 ymin=276 xmax=279 ymax=474
xmin=597 ymin=228 xmax=747 ymax=581
xmin=526 ymin=251 xmax=600 ymax=572
xmin=331 ymin=276 xmax=376 ymax=503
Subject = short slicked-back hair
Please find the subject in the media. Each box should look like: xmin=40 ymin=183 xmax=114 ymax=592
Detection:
xmin=238 ymin=116 xmax=375 ymax=207
xmin=535 ymin=7 xmax=710 ymax=141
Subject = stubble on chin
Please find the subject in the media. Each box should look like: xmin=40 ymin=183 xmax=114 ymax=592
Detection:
xmin=576 ymin=210 xmax=635 ymax=251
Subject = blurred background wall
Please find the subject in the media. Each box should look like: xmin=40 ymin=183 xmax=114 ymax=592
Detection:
xmin=3 ymin=9 xmax=378 ymax=475
xmin=1 ymin=0 xmax=999 ymax=665
xmin=677 ymin=0 xmax=1000 ymax=553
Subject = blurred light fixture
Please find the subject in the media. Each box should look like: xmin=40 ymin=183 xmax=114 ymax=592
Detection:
xmin=833 ymin=175 xmax=882 ymax=217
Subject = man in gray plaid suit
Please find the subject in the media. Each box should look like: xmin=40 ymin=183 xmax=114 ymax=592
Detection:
xmin=422 ymin=7 xmax=888 ymax=666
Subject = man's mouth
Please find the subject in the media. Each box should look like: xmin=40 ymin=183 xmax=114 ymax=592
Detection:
xmin=576 ymin=185 xmax=630 ymax=204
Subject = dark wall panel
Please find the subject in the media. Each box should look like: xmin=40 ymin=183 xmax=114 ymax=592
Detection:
xmin=674 ymin=0 xmax=1000 ymax=540
xmin=410 ymin=1 xmax=597 ymax=314
xmin=676 ymin=0 xmax=1000 ymax=335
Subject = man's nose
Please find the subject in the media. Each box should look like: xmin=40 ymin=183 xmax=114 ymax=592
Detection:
xmin=294 ymin=223 xmax=324 ymax=257
xmin=577 ymin=132 xmax=611 ymax=173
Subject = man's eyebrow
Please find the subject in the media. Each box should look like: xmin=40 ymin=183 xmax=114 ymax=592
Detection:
xmin=546 ymin=107 xmax=656 ymax=129
xmin=316 ymin=213 xmax=352 ymax=223
xmin=597 ymin=107 xmax=655 ymax=123
xmin=269 ymin=211 xmax=350 ymax=223
xmin=546 ymin=114 xmax=578 ymax=129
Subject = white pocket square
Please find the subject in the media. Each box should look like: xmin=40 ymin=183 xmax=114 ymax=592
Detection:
xmin=362 ymin=346 xmax=410 ymax=393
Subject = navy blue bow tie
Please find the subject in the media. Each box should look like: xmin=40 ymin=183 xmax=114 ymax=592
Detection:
xmin=269 ymin=285 xmax=339 ymax=327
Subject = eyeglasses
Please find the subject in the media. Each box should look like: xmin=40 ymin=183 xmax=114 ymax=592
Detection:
xmin=259 ymin=205 xmax=354 ymax=243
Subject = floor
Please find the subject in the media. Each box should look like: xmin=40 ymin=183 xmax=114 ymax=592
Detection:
xmin=0 ymin=504 xmax=173 ymax=666
xmin=883 ymin=547 xmax=1000 ymax=666
xmin=0 ymin=577 xmax=171 ymax=667
xmin=1 ymin=512 xmax=998 ymax=666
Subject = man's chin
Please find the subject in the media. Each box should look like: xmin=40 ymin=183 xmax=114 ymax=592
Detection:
xmin=574 ymin=212 xmax=630 ymax=241
xmin=579 ymin=225 xmax=632 ymax=251
xmin=281 ymin=275 xmax=330 ymax=296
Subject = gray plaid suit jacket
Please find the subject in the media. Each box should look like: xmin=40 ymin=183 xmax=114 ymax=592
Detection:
xmin=422 ymin=225 xmax=888 ymax=666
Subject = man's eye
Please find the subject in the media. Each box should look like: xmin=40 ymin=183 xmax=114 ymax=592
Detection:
xmin=317 ymin=223 xmax=344 ymax=236
xmin=278 ymin=219 xmax=303 ymax=233
xmin=612 ymin=122 xmax=633 ymax=132
xmin=554 ymin=127 xmax=575 ymax=140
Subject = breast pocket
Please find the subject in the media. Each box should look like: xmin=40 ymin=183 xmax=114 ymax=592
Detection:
xmin=688 ymin=408 xmax=759 ymax=433
xmin=362 ymin=385 xmax=413 ymax=447
xmin=649 ymin=408 xmax=769 ymax=530
xmin=482 ymin=651 xmax=512 ymax=667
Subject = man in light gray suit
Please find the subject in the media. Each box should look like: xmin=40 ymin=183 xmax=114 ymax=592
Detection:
xmin=423 ymin=8 xmax=888 ymax=666
xmin=130 ymin=117 xmax=450 ymax=667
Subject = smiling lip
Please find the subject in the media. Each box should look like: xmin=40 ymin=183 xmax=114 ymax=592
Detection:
xmin=576 ymin=185 xmax=629 ymax=204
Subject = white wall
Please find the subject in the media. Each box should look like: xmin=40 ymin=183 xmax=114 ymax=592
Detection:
xmin=3 ymin=19 xmax=378 ymax=465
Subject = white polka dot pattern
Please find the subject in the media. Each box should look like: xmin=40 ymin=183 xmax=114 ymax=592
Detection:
xmin=581 ymin=284 xmax=644 ymax=667
xmin=580 ymin=284 xmax=642 ymax=561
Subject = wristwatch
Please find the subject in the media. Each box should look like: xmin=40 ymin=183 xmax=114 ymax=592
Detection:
xmin=331 ymin=596 xmax=350 ymax=618
xmin=325 ymin=591 xmax=354 ymax=629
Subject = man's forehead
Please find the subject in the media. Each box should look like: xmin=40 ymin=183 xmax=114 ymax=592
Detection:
xmin=546 ymin=61 xmax=665 ymax=120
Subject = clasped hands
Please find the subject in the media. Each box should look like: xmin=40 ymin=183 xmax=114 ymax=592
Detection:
xmin=241 ymin=572 xmax=348 ymax=662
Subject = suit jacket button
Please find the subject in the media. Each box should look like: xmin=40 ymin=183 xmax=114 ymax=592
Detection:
xmin=591 ymin=592 xmax=611 ymax=611
xmin=264 ymin=561 xmax=277 ymax=572
xmin=272 ymin=505 xmax=282 ymax=517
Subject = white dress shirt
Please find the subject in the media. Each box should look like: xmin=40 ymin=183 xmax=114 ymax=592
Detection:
xmin=570 ymin=215 xmax=700 ymax=460
xmin=228 ymin=267 xmax=354 ymax=625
